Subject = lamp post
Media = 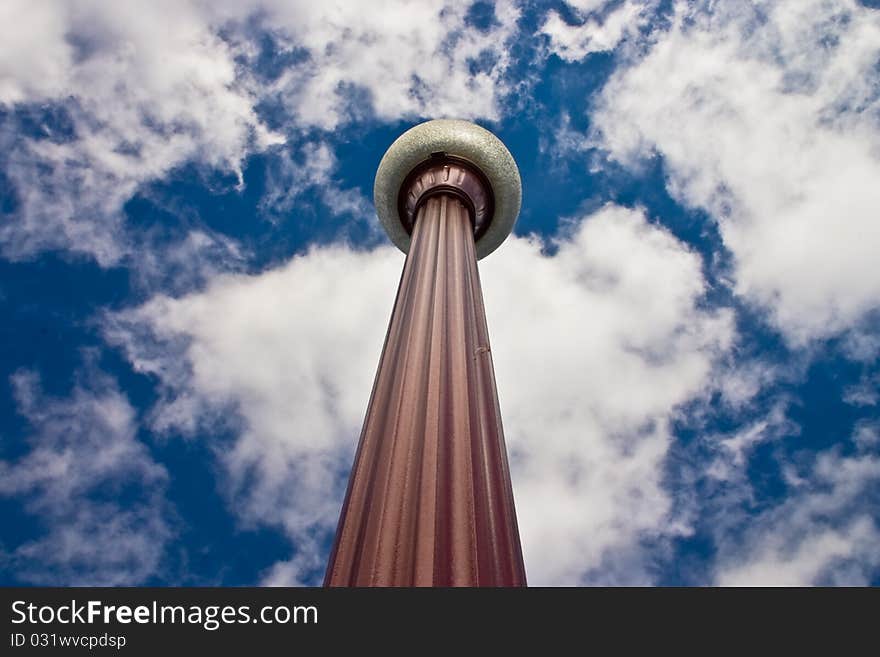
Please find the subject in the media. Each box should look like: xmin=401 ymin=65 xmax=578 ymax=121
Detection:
xmin=325 ymin=119 xmax=526 ymax=586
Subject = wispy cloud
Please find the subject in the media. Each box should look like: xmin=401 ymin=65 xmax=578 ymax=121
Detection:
xmin=714 ymin=448 xmax=880 ymax=586
xmin=0 ymin=0 xmax=524 ymax=268
xmin=539 ymin=1 xmax=653 ymax=61
xmin=0 ymin=366 xmax=173 ymax=584
xmin=592 ymin=0 xmax=880 ymax=345
xmin=0 ymin=0 xmax=281 ymax=265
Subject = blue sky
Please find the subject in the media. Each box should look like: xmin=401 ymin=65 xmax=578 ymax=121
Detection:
xmin=1 ymin=0 xmax=879 ymax=586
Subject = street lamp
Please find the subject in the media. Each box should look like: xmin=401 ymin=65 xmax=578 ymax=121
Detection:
xmin=325 ymin=119 xmax=526 ymax=586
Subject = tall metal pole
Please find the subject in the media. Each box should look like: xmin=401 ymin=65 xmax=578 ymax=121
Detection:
xmin=325 ymin=120 xmax=525 ymax=586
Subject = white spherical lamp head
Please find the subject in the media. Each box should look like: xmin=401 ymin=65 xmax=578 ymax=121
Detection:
xmin=373 ymin=119 xmax=522 ymax=260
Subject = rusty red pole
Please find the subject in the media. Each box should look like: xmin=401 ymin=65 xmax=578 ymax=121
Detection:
xmin=325 ymin=120 xmax=525 ymax=586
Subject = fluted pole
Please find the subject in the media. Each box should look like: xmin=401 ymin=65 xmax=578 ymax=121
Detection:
xmin=326 ymin=120 xmax=526 ymax=587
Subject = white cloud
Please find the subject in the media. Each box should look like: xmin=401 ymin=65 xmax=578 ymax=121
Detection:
xmin=259 ymin=141 xmax=374 ymax=235
xmin=713 ymin=360 xmax=785 ymax=410
xmin=260 ymin=552 xmax=324 ymax=588
xmin=105 ymin=245 xmax=404 ymax=584
xmin=715 ymin=450 xmax=880 ymax=586
xmin=0 ymin=368 xmax=172 ymax=585
xmin=482 ymin=205 xmax=733 ymax=584
xmin=842 ymin=326 xmax=880 ymax=363
xmin=0 ymin=0 xmax=281 ymax=265
xmin=130 ymin=228 xmax=250 ymax=296
xmin=852 ymin=420 xmax=879 ymax=451
xmin=843 ymin=373 xmax=880 ymax=407
xmin=260 ymin=142 xmax=337 ymax=219
xmin=592 ymin=0 xmax=880 ymax=345
xmin=704 ymin=401 xmax=797 ymax=482
xmin=540 ymin=1 xmax=649 ymax=61
xmin=688 ymin=392 xmax=880 ymax=586
xmin=226 ymin=0 xmax=523 ymax=129
xmin=557 ymin=0 xmax=615 ymax=13
xmin=0 ymin=0 xmax=520 ymax=265
xmin=0 ymin=1 xmax=71 ymax=104
xmin=107 ymin=204 xmax=733 ymax=585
